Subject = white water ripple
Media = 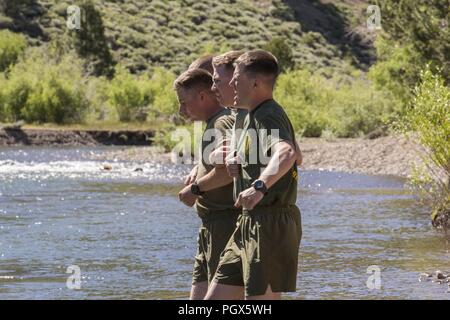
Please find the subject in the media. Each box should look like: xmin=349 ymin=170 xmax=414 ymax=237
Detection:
xmin=0 ymin=159 xmax=189 ymax=182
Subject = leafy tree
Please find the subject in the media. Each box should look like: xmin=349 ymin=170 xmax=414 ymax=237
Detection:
xmin=107 ymin=66 xmax=152 ymax=122
xmin=371 ymin=0 xmax=449 ymax=103
xmin=0 ymin=30 xmax=27 ymax=72
xmin=72 ymin=0 xmax=115 ymax=77
xmin=2 ymin=48 xmax=89 ymax=124
xmin=397 ymin=67 xmax=450 ymax=227
xmin=375 ymin=0 xmax=449 ymax=79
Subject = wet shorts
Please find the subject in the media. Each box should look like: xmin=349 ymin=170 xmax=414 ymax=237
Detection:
xmin=192 ymin=209 xmax=241 ymax=285
xmin=213 ymin=205 xmax=302 ymax=296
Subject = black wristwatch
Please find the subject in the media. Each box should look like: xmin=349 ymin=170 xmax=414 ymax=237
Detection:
xmin=191 ymin=182 xmax=204 ymax=196
xmin=252 ymin=180 xmax=268 ymax=195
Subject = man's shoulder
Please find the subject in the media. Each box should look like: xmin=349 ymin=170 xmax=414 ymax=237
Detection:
xmin=236 ymin=108 xmax=248 ymax=117
xmin=213 ymin=108 xmax=235 ymax=130
xmin=253 ymin=100 xmax=288 ymax=124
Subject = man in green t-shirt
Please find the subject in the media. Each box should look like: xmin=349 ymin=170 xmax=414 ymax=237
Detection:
xmin=210 ymin=51 xmax=248 ymax=200
xmin=182 ymin=55 xmax=217 ymax=185
xmin=174 ymin=68 xmax=240 ymax=300
xmin=205 ymin=50 xmax=302 ymax=300
xmin=209 ymin=52 xmax=303 ymax=200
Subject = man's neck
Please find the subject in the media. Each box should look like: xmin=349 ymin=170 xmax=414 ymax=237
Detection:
xmin=247 ymin=95 xmax=273 ymax=112
xmin=203 ymin=104 xmax=223 ymax=122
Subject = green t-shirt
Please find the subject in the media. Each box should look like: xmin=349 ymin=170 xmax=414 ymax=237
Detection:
xmin=230 ymin=108 xmax=248 ymax=150
xmin=196 ymin=108 xmax=236 ymax=213
xmin=235 ymin=99 xmax=298 ymax=207
xmin=231 ymin=108 xmax=248 ymax=201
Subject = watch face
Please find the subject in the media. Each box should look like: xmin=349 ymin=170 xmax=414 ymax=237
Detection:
xmin=254 ymin=180 xmax=263 ymax=189
xmin=191 ymin=184 xmax=200 ymax=195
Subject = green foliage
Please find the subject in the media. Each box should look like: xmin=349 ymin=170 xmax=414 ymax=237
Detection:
xmin=0 ymin=30 xmax=27 ymax=72
xmin=107 ymin=66 xmax=152 ymax=122
xmin=153 ymin=124 xmax=180 ymax=153
xmin=371 ymin=0 xmax=449 ymax=225
xmin=0 ymin=0 xmax=373 ymax=80
xmin=397 ymin=67 xmax=450 ymax=225
xmin=375 ymin=0 xmax=449 ymax=82
xmin=72 ymin=0 xmax=115 ymax=77
xmin=0 ymin=72 xmax=5 ymax=121
xmin=270 ymin=0 xmax=296 ymax=21
xmin=153 ymin=121 xmax=201 ymax=157
xmin=400 ymin=68 xmax=450 ymax=162
xmin=371 ymin=0 xmax=449 ymax=110
xmin=0 ymin=47 xmax=89 ymax=124
xmin=84 ymin=76 xmax=115 ymax=122
xmin=147 ymin=68 xmax=179 ymax=119
xmin=368 ymin=36 xmax=425 ymax=111
xmin=16 ymin=0 xmax=361 ymax=76
xmin=263 ymin=37 xmax=294 ymax=72
xmin=300 ymin=32 xmax=324 ymax=48
xmin=275 ymin=69 xmax=395 ymax=137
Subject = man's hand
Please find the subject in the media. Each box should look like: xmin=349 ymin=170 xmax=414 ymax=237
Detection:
xmin=209 ymin=145 xmax=230 ymax=167
xmin=209 ymin=140 xmax=231 ymax=168
xmin=178 ymin=184 xmax=198 ymax=207
xmin=234 ymin=187 xmax=264 ymax=210
xmin=226 ymin=155 xmax=242 ymax=178
xmin=184 ymin=165 xmax=198 ymax=186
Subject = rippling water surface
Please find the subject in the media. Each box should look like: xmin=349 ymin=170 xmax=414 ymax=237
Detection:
xmin=0 ymin=146 xmax=448 ymax=299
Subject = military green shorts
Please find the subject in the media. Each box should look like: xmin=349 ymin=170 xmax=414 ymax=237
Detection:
xmin=213 ymin=205 xmax=302 ymax=296
xmin=192 ymin=209 xmax=241 ymax=285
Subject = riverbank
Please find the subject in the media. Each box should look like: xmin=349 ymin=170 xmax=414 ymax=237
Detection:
xmin=0 ymin=127 xmax=432 ymax=178
xmin=87 ymin=135 xmax=428 ymax=178
xmin=298 ymin=136 xmax=427 ymax=177
xmin=0 ymin=127 xmax=155 ymax=146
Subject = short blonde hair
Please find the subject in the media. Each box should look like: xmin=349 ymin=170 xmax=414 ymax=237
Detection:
xmin=235 ymin=50 xmax=279 ymax=81
xmin=173 ymin=68 xmax=213 ymax=92
xmin=188 ymin=55 xmax=215 ymax=74
xmin=212 ymin=50 xmax=244 ymax=70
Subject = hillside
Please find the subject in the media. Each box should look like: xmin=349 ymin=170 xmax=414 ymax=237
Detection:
xmin=0 ymin=0 xmax=374 ymax=75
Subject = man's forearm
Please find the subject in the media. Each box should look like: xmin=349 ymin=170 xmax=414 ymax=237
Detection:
xmin=196 ymin=167 xmax=234 ymax=192
xmin=295 ymin=140 xmax=303 ymax=166
xmin=259 ymin=141 xmax=296 ymax=189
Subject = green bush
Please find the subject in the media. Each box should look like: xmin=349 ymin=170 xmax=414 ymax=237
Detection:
xmin=84 ymin=76 xmax=116 ymax=122
xmin=147 ymin=68 xmax=179 ymax=119
xmin=270 ymin=0 xmax=296 ymax=21
xmin=275 ymin=69 xmax=395 ymax=137
xmin=0 ymin=30 xmax=27 ymax=72
xmin=107 ymin=66 xmax=153 ymax=122
xmin=0 ymin=72 xmax=5 ymax=121
xmin=73 ymin=0 xmax=115 ymax=77
xmin=331 ymin=80 xmax=395 ymax=137
xmin=154 ymin=122 xmax=202 ymax=160
xmin=1 ymin=72 xmax=32 ymax=122
xmin=263 ymin=37 xmax=295 ymax=72
xmin=374 ymin=0 xmax=449 ymax=82
xmin=1 ymin=48 xmax=89 ymax=124
xmin=368 ymin=37 xmax=422 ymax=109
xmin=397 ymin=67 xmax=450 ymax=227
xmin=301 ymin=32 xmax=324 ymax=48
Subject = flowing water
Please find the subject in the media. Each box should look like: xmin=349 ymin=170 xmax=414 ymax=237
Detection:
xmin=0 ymin=146 xmax=448 ymax=299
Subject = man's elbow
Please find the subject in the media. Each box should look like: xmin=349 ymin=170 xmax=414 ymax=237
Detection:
xmin=286 ymin=145 xmax=297 ymax=164
xmin=277 ymin=142 xmax=296 ymax=164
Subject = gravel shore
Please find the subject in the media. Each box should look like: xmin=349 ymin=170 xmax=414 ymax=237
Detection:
xmin=88 ymin=135 xmax=428 ymax=178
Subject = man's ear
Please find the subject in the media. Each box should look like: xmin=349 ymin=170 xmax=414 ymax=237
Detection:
xmin=199 ymin=90 xmax=208 ymax=102
xmin=196 ymin=90 xmax=203 ymax=102
xmin=253 ymin=77 xmax=259 ymax=88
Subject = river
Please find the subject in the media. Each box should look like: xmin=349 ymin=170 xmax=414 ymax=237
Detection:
xmin=0 ymin=146 xmax=448 ymax=299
